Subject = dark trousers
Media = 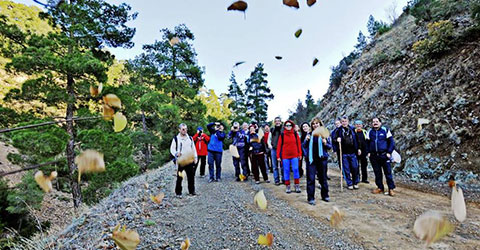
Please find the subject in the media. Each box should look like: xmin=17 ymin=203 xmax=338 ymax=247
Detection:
xmin=251 ymin=153 xmax=269 ymax=181
xmin=175 ymin=163 xmax=195 ymax=195
xmin=265 ymin=149 xmax=272 ymax=172
xmin=342 ymin=153 xmax=359 ymax=186
xmin=307 ymin=158 xmax=329 ymax=201
xmin=370 ymin=154 xmax=396 ymax=191
xmin=195 ymin=155 xmax=207 ymax=176
xmin=358 ymin=154 xmax=368 ymax=181
xmin=208 ymin=151 xmax=223 ymax=180
xmin=233 ymin=147 xmax=248 ymax=177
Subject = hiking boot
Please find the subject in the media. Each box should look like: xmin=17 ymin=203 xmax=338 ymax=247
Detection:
xmin=347 ymin=186 xmax=354 ymax=190
xmin=275 ymin=181 xmax=281 ymax=186
xmin=235 ymin=177 xmax=241 ymax=182
xmin=322 ymin=197 xmax=330 ymax=202
xmin=188 ymin=192 xmax=196 ymax=196
xmin=353 ymin=185 xmax=359 ymax=189
xmin=372 ymin=188 xmax=383 ymax=194
xmin=286 ymin=185 xmax=291 ymax=194
xmin=208 ymin=179 xmax=214 ymax=183
xmin=388 ymin=189 xmax=395 ymax=196
xmin=295 ymin=184 xmax=301 ymax=193
xmin=176 ymin=194 xmax=183 ymax=199
xmin=265 ymin=180 xmax=270 ymax=183
xmin=255 ymin=181 xmax=260 ymax=184
xmin=199 ymin=175 xmax=205 ymax=178
xmin=361 ymin=180 xmax=369 ymax=184
xmin=308 ymin=200 xmax=316 ymax=206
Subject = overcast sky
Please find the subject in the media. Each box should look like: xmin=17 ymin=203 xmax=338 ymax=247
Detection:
xmin=15 ymin=0 xmax=409 ymax=121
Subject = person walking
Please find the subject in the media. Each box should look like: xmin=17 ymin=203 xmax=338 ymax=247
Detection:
xmin=170 ymin=123 xmax=197 ymax=197
xmin=334 ymin=116 xmax=361 ymax=190
xmin=366 ymin=117 xmax=396 ymax=196
xmin=228 ymin=122 xmax=248 ymax=181
xmin=276 ymin=120 xmax=302 ymax=193
xmin=193 ymin=126 xmax=210 ymax=177
xmin=354 ymin=120 xmax=369 ymax=183
xmin=248 ymin=125 xmax=270 ymax=184
xmin=263 ymin=124 xmax=273 ymax=173
xmin=207 ymin=122 xmax=226 ymax=182
xmin=303 ymin=118 xmax=331 ymax=205
xmin=268 ymin=117 xmax=284 ymax=185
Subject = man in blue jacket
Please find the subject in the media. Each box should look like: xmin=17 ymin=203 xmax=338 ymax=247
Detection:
xmin=228 ymin=122 xmax=248 ymax=181
xmin=334 ymin=116 xmax=361 ymax=190
xmin=366 ymin=117 xmax=396 ymax=196
xmin=207 ymin=122 xmax=226 ymax=182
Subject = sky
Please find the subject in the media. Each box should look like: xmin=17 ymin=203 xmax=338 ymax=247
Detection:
xmin=14 ymin=0 xmax=409 ymax=121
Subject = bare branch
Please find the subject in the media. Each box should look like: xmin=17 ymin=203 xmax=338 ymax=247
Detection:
xmin=0 ymin=116 xmax=102 ymax=133
xmin=0 ymin=160 xmax=62 ymax=177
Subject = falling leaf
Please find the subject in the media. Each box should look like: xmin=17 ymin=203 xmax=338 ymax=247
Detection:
xmin=169 ymin=36 xmax=180 ymax=46
xmin=103 ymin=94 xmax=122 ymax=109
xmin=144 ymin=183 xmax=149 ymax=189
xmin=112 ymin=224 xmax=141 ymax=250
xmin=451 ymin=182 xmax=467 ymax=222
xmin=258 ymin=128 xmax=264 ymax=140
xmin=177 ymin=170 xmax=187 ymax=178
xmin=330 ymin=206 xmax=344 ymax=227
xmin=90 ymin=85 xmax=99 ymax=97
xmin=230 ymin=144 xmax=240 ymax=158
xmin=150 ymin=192 xmax=165 ymax=204
xmin=103 ymin=104 xmax=115 ymax=121
xmin=283 ymin=0 xmax=300 ymax=8
xmin=181 ymin=238 xmax=190 ymax=250
xmin=275 ymin=56 xmax=283 ymax=60
xmin=312 ymin=126 xmax=330 ymax=138
xmin=177 ymin=151 xmax=196 ymax=167
xmin=114 ymin=112 xmax=127 ymax=132
xmin=392 ymin=150 xmax=402 ymax=163
xmin=34 ymin=171 xmax=57 ymax=193
xmin=227 ymin=1 xmax=248 ymax=12
xmin=254 ymin=190 xmax=267 ymax=210
xmin=307 ymin=0 xmax=316 ymax=6
xmin=233 ymin=61 xmax=245 ymax=68
xmin=257 ymin=233 xmax=274 ymax=246
xmin=98 ymin=82 xmax=103 ymax=95
xmin=312 ymin=58 xmax=319 ymax=66
xmin=413 ymin=211 xmax=454 ymax=246
xmin=417 ymin=118 xmax=430 ymax=131
xmin=239 ymin=173 xmax=246 ymax=181
xmin=448 ymin=180 xmax=455 ymax=188
xmin=294 ymin=28 xmax=302 ymax=38
xmin=75 ymin=149 xmax=105 ymax=182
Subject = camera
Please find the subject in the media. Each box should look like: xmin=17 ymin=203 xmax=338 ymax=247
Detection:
xmin=233 ymin=126 xmax=238 ymax=129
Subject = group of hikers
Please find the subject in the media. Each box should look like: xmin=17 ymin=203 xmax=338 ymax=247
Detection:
xmin=170 ymin=116 xmax=396 ymax=205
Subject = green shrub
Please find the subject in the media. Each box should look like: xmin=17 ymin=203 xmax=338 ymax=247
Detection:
xmin=407 ymin=0 xmax=469 ymax=23
xmin=412 ymin=20 xmax=454 ymax=66
xmin=372 ymin=52 xmax=388 ymax=66
xmin=388 ymin=49 xmax=405 ymax=62
xmin=377 ymin=23 xmax=392 ymax=36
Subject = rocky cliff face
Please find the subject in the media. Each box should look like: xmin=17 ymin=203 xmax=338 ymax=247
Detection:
xmin=317 ymin=13 xmax=480 ymax=189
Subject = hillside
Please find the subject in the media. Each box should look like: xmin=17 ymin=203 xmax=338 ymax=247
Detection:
xmin=316 ymin=7 xmax=480 ymax=190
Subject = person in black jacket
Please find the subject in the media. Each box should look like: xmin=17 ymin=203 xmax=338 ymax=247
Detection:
xmin=248 ymin=125 xmax=269 ymax=184
xmin=354 ymin=120 xmax=369 ymax=184
xmin=334 ymin=116 xmax=361 ymax=190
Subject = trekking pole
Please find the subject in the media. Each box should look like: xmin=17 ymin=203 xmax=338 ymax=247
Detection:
xmin=339 ymin=142 xmax=343 ymax=192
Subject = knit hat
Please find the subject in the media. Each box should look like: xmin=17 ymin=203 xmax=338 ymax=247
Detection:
xmin=197 ymin=126 xmax=203 ymax=131
xmin=354 ymin=120 xmax=363 ymax=125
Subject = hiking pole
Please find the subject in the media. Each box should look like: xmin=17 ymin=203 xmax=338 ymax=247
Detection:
xmin=339 ymin=142 xmax=343 ymax=192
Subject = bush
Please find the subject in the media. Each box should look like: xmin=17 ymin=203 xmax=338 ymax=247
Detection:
xmin=407 ymin=0 xmax=469 ymax=23
xmin=372 ymin=53 xmax=388 ymax=66
xmin=329 ymin=51 xmax=359 ymax=88
xmin=412 ymin=20 xmax=454 ymax=66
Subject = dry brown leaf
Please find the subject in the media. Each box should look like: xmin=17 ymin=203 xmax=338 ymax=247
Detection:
xmin=330 ymin=206 xmax=344 ymax=227
xmin=103 ymin=94 xmax=122 ymax=109
xmin=112 ymin=224 xmax=141 ymax=250
xmin=150 ymin=192 xmax=165 ymax=204
xmin=413 ymin=211 xmax=454 ymax=246
xmin=227 ymin=1 xmax=248 ymax=12
xmin=283 ymin=0 xmax=300 ymax=8
xmin=90 ymin=85 xmax=99 ymax=97
xmin=307 ymin=0 xmax=316 ymax=6
xmin=181 ymin=237 xmax=190 ymax=250
xmin=34 ymin=171 xmax=57 ymax=192
xmin=103 ymin=104 xmax=115 ymax=121
xmin=75 ymin=149 xmax=105 ymax=182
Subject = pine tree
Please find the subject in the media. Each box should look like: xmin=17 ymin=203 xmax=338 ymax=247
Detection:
xmin=354 ymin=31 xmax=367 ymax=52
xmin=367 ymin=15 xmax=378 ymax=37
xmin=244 ymin=63 xmax=274 ymax=123
xmin=227 ymin=71 xmax=247 ymax=123
xmin=305 ymin=90 xmax=316 ymax=120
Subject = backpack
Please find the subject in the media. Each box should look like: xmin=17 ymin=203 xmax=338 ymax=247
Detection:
xmin=342 ymin=128 xmax=354 ymax=147
xmin=170 ymin=135 xmax=193 ymax=162
xmin=279 ymin=132 xmax=300 ymax=159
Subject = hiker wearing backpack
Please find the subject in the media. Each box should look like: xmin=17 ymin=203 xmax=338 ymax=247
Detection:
xmin=354 ymin=120 xmax=369 ymax=184
xmin=334 ymin=116 xmax=361 ymax=190
xmin=207 ymin=122 xmax=226 ymax=182
xmin=193 ymin=126 xmax=210 ymax=177
xmin=366 ymin=117 xmax=396 ymax=196
xmin=268 ymin=117 xmax=284 ymax=185
xmin=247 ymin=125 xmax=270 ymax=184
xmin=276 ymin=120 xmax=303 ymax=193
xmin=170 ymin=123 xmax=198 ymax=197
xmin=228 ymin=122 xmax=248 ymax=181
xmin=303 ymin=117 xmax=332 ymax=205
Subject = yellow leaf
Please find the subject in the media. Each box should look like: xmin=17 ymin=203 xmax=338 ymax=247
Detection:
xmin=103 ymin=94 xmax=122 ymax=109
xmin=34 ymin=171 xmax=57 ymax=192
xmin=75 ymin=149 xmax=105 ymax=183
xmin=169 ymin=36 xmax=180 ymax=46
xmin=150 ymin=192 xmax=165 ymax=204
xmin=451 ymin=185 xmax=467 ymax=222
xmin=239 ymin=174 xmax=246 ymax=181
xmin=330 ymin=206 xmax=344 ymax=227
xmin=178 ymin=170 xmax=186 ymax=178
xmin=413 ymin=211 xmax=454 ymax=246
xmin=112 ymin=224 xmax=141 ymax=250
xmin=254 ymin=190 xmax=267 ymax=210
xmin=114 ymin=112 xmax=127 ymax=132
xmin=181 ymin=238 xmax=190 ymax=250
xmin=177 ymin=151 xmax=195 ymax=167
xmin=257 ymin=233 xmax=273 ymax=246
xmin=103 ymin=104 xmax=115 ymax=121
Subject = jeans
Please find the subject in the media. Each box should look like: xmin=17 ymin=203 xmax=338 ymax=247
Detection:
xmin=370 ymin=154 xmax=396 ymax=191
xmin=232 ymin=147 xmax=248 ymax=177
xmin=208 ymin=151 xmax=223 ymax=180
xmin=271 ymin=149 xmax=284 ymax=183
xmin=307 ymin=158 xmax=329 ymax=201
xmin=282 ymin=158 xmax=299 ymax=185
xmin=175 ymin=163 xmax=195 ymax=195
xmin=342 ymin=153 xmax=359 ymax=186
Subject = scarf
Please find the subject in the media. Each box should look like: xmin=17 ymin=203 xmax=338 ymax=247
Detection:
xmin=309 ymin=134 xmax=323 ymax=164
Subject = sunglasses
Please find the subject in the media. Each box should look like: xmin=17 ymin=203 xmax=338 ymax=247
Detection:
xmin=285 ymin=124 xmax=292 ymax=127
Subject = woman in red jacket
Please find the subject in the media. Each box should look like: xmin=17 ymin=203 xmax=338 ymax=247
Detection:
xmin=193 ymin=126 xmax=210 ymax=177
xmin=276 ymin=120 xmax=302 ymax=193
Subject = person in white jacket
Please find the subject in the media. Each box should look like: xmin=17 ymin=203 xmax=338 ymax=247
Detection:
xmin=170 ymin=123 xmax=198 ymax=197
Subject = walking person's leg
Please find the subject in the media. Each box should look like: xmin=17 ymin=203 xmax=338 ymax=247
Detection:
xmin=233 ymin=156 xmax=240 ymax=180
xmin=283 ymin=158 xmax=292 ymax=193
xmin=350 ymin=155 xmax=360 ymax=187
xmin=251 ymin=154 xmax=260 ymax=182
xmin=185 ymin=164 xmax=195 ymax=195
xmin=319 ymin=158 xmax=329 ymax=200
xmin=207 ymin=152 xmax=215 ymax=182
xmin=360 ymin=155 xmax=368 ymax=182
xmin=342 ymin=154 xmax=353 ymax=188
xmin=199 ymin=155 xmax=206 ymax=176
xmin=215 ymin=151 xmax=223 ymax=181
xmin=175 ymin=166 xmax=185 ymax=195
xmin=306 ymin=160 xmax=316 ymax=203
xmin=292 ymin=157 xmax=301 ymax=193
xmin=370 ymin=155 xmax=385 ymax=192
xmin=258 ymin=154 xmax=269 ymax=182
xmin=271 ymin=149 xmax=280 ymax=184
xmin=381 ymin=156 xmax=396 ymax=194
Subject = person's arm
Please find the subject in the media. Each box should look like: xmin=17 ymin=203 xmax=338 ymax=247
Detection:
xmin=296 ymin=134 xmax=302 ymax=158
xmin=192 ymin=133 xmax=199 ymax=142
xmin=204 ymin=134 xmax=210 ymax=143
xmin=276 ymin=135 xmax=283 ymax=160
xmin=217 ymin=131 xmax=226 ymax=141
xmin=386 ymin=129 xmax=395 ymax=154
xmin=206 ymin=122 xmax=215 ymax=134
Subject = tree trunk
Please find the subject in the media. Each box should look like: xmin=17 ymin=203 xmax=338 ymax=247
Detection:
xmin=141 ymin=110 xmax=151 ymax=172
xmin=66 ymin=75 xmax=82 ymax=208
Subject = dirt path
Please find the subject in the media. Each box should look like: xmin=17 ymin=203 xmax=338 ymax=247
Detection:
xmin=55 ymin=152 xmax=480 ymax=249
